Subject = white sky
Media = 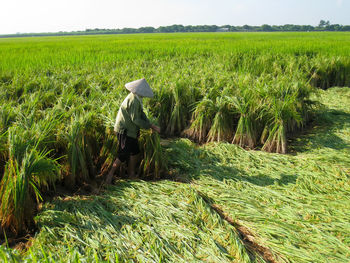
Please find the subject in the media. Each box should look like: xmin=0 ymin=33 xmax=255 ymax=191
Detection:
xmin=0 ymin=0 xmax=349 ymax=34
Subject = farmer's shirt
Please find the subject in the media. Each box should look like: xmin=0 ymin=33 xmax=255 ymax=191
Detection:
xmin=114 ymin=92 xmax=152 ymax=138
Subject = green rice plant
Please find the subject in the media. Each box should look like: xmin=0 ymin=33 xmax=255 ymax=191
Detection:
xmin=97 ymin=93 xmax=127 ymax=174
xmin=0 ymin=245 xmax=22 ymax=262
xmin=166 ymin=82 xmax=186 ymax=135
xmin=183 ymin=97 xmax=216 ymax=143
xmin=192 ymin=90 xmax=350 ymax=260
xmin=148 ymin=86 xmax=172 ymax=133
xmin=258 ymin=75 xmax=314 ymax=153
xmin=0 ymin=130 xmax=59 ymax=234
xmin=230 ymin=91 xmax=260 ymax=149
xmin=292 ymin=80 xmax=317 ymax=125
xmin=183 ymin=86 xmax=224 ymax=143
xmin=54 ymin=89 xmax=81 ymax=113
xmin=310 ymin=56 xmax=350 ymax=89
xmin=153 ymin=80 xmax=199 ymax=136
xmin=0 ymin=132 xmax=7 ymax=163
xmin=61 ymin=111 xmax=98 ymax=187
xmin=70 ymin=76 xmax=90 ymax=95
xmin=138 ymin=129 xmax=167 ymax=179
xmin=261 ymin=93 xmax=302 ymax=154
xmin=19 ymin=180 xmax=256 ymax=262
xmin=0 ymin=104 xmax=16 ymax=134
xmin=97 ymin=128 xmax=119 ymax=177
xmin=207 ymin=96 xmax=236 ymax=143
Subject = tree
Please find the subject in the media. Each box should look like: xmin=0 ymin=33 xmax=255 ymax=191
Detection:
xmin=319 ymin=20 xmax=326 ymax=27
xmin=170 ymin=24 xmax=185 ymax=32
xmin=319 ymin=20 xmax=330 ymax=28
xmin=300 ymin=25 xmax=314 ymax=31
xmin=261 ymin=24 xmax=273 ymax=32
xmin=341 ymin=25 xmax=350 ymax=31
xmin=242 ymin=25 xmax=252 ymax=31
xmin=157 ymin=26 xmax=172 ymax=33
xmin=139 ymin=27 xmax=155 ymax=33
xmin=326 ymin=24 xmax=341 ymax=31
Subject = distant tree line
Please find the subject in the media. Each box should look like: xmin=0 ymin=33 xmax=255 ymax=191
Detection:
xmin=2 ymin=20 xmax=349 ymax=38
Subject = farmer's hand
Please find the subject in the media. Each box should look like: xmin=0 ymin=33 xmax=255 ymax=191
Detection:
xmin=151 ymin=124 xmax=161 ymax=133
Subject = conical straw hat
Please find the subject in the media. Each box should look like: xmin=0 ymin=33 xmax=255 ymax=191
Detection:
xmin=125 ymin=78 xmax=154 ymax=98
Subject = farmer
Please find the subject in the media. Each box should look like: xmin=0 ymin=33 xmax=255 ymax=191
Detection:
xmin=106 ymin=78 xmax=160 ymax=184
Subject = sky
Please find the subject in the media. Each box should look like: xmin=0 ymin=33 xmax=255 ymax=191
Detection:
xmin=0 ymin=0 xmax=349 ymax=34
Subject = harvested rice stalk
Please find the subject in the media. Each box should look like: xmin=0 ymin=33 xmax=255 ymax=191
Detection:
xmin=261 ymin=93 xmax=302 ymax=154
xmin=207 ymin=96 xmax=236 ymax=143
xmin=230 ymin=93 xmax=259 ymax=149
xmin=183 ymin=97 xmax=216 ymax=143
xmin=0 ymin=139 xmax=59 ymax=235
xmin=138 ymin=129 xmax=168 ymax=179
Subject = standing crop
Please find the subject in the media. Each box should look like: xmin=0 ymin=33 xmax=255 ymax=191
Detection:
xmin=0 ymin=32 xmax=349 ymax=238
xmin=0 ymin=128 xmax=59 ymax=234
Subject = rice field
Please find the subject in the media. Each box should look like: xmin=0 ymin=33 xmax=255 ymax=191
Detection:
xmin=0 ymin=32 xmax=349 ymax=262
